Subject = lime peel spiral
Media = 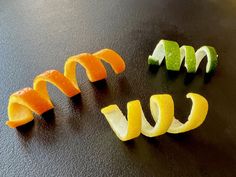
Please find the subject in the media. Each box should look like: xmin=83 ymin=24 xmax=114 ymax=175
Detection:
xmin=148 ymin=39 xmax=218 ymax=73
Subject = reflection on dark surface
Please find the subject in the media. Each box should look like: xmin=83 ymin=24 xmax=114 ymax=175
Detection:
xmin=16 ymin=120 xmax=34 ymax=141
xmin=166 ymin=70 xmax=180 ymax=81
xmin=68 ymin=93 xmax=85 ymax=132
xmin=148 ymin=62 xmax=216 ymax=85
xmin=142 ymin=136 xmax=160 ymax=147
xmin=16 ymin=109 xmax=56 ymax=136
xmin=36 ymin=109 xmax=56 ymax=130
xmin=16 ymin=120 xmax=34 ymax=133
xmin=204 ymin=72 xmax=215 ymax=83
xmin=148 ymin=64 xmax=160 ymax=74
xmin=184 ymin=73 xmax=196 ymax=85
xmin=92 ymin=79 xmax=108 ymax=90
xmin=69 ymin=93 xmax=85 ymax=121
xmin=70 ymin=93 xmax=82 ymax=105
xmin=123 ymin=139 xmax=136 ymax=147
xmin=41 ymin=109 xmax=55 ymax=125
xmin=91 ymin=79 xmax=111 ymax=105
xmin=167 ymin=131 xmax=193 ymax=141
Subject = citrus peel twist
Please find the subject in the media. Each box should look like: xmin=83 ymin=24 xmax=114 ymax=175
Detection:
xmin=148 ymin=39 xmax=218 ymax=73
xmin=6 ymin=49 xmax=125 ymax=128
xmin=101 ymin=93 xmax=208 ymax=141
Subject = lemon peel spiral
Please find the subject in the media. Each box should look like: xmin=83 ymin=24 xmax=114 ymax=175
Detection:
xmin=101 ymin=93 xmax=208 ymax=141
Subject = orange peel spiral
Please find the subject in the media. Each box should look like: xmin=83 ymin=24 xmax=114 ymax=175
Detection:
xmin=6 ymin=49 xmax=125 ymax=128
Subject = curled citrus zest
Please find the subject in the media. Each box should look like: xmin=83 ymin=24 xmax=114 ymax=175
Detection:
xmin=167 ymin=93 xmax=208 ymax=133
xmin=101 ymin=100 xmax=142 ymax=141
xmin=101 ymin=93 xmax=208 ymax=141
xmin=6 ymin=49 xmax=125 ymax=128
xmin=64 ymin=49 xmax=125 ymax=88
xmin=33 ymin=70 xmax=80 ymax=105
xmin=141 ymin=94 xmax=174 ymax=137
xmin=93 ymin=48 xmax=126 ymax=74
xmin=6 ymin=88 xmax=53 ymax=128
xmin=148 ymin=39 xmax=218 ymax=73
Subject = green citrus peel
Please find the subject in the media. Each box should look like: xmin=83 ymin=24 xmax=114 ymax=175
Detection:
xmin=148 ymin=39 xmax=218 ymax=73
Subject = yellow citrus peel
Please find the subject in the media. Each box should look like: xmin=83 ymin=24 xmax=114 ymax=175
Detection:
xmin=167 ymin=93 xmax=208 ymax=133
xmin=101 ymin=101 xmax=142 ymax=141
xmin=101 ymin=93 xmax=208 ymax=141
xmin=6 ymin=49 xmax=125 ymax=128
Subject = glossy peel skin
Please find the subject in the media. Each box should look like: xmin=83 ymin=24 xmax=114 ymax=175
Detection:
xmin=148 ymin=39 xmax=218 ymax=73
xmin=6 ymin=88 xmax=53 ymax=128
xmin=101 ymin=93 xmax=208 ymax=141
xmin=141 ymin=94 xmax=174 ymax=137
xmin=101 ymin=100 xmax=142 ymax=141
xmin=6 ymin=49 xmax=125 ymax=128
xmin=167 ymin=93 xmax=209 ymax=133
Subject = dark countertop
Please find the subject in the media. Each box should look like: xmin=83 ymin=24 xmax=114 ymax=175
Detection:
xmin=0 ymin=0 xmax=236 ymax=176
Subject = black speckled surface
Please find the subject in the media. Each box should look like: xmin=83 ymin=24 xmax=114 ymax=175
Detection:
xmin=0 ymin=0 xmax=236 ymax=176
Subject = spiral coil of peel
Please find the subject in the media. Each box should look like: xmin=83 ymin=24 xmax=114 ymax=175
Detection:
xmin=6 ymin=49 xmax=125 ymax=128
xmin=101 ymin=93 xmax=208 ymax=141
xmin=148 ymin=39 xmax=218 ymax=73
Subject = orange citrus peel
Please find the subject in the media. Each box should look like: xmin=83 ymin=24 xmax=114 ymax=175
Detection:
xmin=33 ymin=70 xmax=80 ymax=105
xmin=6 ymin=88 xmax=53 ymax=128
xmin=6 ymin=49 xmax=125 ymax=128
xmin=101 ymin=93 xmax=208 ymax=141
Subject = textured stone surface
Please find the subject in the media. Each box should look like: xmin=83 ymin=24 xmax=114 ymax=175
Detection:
xmin=0 ymin=0 xmax=236 ymax=176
